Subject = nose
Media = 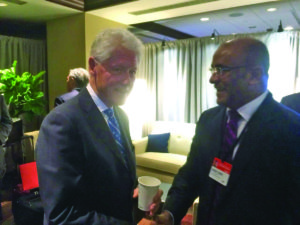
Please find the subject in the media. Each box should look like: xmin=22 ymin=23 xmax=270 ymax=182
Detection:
xmin=209 ymin=72 xmax=219 ymax=84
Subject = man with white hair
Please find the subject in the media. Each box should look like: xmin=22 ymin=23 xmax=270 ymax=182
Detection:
xmin=54 ymin=67 xmax=90 ymax=107
xmin=37 ymin=28 xmax=162 ymax=225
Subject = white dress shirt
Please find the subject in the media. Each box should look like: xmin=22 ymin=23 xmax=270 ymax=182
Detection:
xmin=230 ymin=90 xmax=269 ymax=159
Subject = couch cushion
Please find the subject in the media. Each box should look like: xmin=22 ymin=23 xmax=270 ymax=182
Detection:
xmin=146 ymin=133 xmax=170 ymax=153
xmin=136 ymin=152 xmax=186 ymax=174
xmin=168 ymin=134 xmax=193 ymax=156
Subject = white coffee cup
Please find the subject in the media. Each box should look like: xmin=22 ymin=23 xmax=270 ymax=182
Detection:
xmin=138 ymin=176 xmax=161 ymax=211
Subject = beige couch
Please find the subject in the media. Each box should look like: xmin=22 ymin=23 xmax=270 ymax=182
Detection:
xmin=18 ymin=123 xmax=195 ymax=184
xmin=22 ymin=130 xmax=39 ymax=163
xmin=4 ymin=130 xmax=39 ymax=174
xmin=133 ymin=121 xmax=196 ymax=183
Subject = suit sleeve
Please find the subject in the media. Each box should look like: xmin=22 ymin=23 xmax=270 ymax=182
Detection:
xmin=287 ymin=119 xmax=300 ymax=223
xmin=36 ymin=110 xmax=133 ymax=225
xmin=162 ymin=116 xmax=207 ymax=224
xmin=0 ymin=95 xmax=12 ymax=144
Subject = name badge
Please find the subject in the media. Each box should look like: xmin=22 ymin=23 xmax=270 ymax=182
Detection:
xmin=209 ymin=157 xmax=232 ymax=186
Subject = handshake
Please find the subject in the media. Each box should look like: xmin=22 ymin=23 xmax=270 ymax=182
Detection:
xmin=135 ymin=176 xmax=173 ymax=225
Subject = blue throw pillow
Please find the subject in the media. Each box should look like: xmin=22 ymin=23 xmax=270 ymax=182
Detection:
xmin=146 ymin=133 xmax=170 ymax=153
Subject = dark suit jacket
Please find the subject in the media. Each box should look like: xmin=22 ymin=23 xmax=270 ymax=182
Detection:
xmin=163 ymin=93 xmax=300 ymax=225
xmin=281 ymin=92 xmax=300 ymax=113
xmin=54 ymin=88 xmax=81 ymax=107
xmin=0 ymin=95 xmax=12 ymax=144
xmin=36 ymin=88 xmax=137 ymax=225
xmin=0 ymin=95 xmax=12 ymax=178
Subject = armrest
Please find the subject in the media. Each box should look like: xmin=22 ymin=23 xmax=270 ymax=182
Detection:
xmin=193 ymin=197 xmax=199 ymax=225
xmin=132 ymin=137 xmax=148 ymax=155
xmin=22 ymin=130 xmax=39 ymax=163
xmin=21 ymin=135 xmax=35 ymax=163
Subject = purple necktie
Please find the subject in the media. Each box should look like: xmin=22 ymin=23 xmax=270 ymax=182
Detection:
xmin=209 ymin=110 xmax=241 ymax=225
xmin=220 ymin=109 xmax=241 ymax=163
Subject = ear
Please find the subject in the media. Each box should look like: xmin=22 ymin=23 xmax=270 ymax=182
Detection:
xmin=248 ymin=66 xmax=264 ymax=85
xmin=88 ymin=57 xmax=97 ymax=77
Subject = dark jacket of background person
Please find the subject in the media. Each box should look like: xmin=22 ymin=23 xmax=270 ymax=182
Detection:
xmin=281 ymin=92 xmax=300 ymax=113
xmin=0 ymin=94 xmax=12 ymax=221
xmin=0 ymin=95 xmax=12 ymax=178
xmin=54 ymin=88 xmax=81 ymax=107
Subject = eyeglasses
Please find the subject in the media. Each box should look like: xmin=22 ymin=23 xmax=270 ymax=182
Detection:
xmin=209 ymin=65 xmax=247 ymax=76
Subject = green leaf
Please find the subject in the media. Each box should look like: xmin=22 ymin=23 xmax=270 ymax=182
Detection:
xmin=0 ymin=60 xmax=46 ymax=118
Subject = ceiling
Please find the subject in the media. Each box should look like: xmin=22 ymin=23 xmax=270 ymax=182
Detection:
xmin=0 ymin=0 xmax=299 ymax=43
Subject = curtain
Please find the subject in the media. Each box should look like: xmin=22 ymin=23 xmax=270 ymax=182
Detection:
xmin=0 ymin=35 xmax=46 ymax=78
xmin=125 ymin=31 xmax=300 ymax=138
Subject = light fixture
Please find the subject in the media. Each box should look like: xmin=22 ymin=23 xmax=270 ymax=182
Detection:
xmin=267 ymin=8 xmax=277 ymax=12
xmin=200 ymin=17 xmax=209 ymax=22
xmin=284 ymin=26 xmax=294 ymax=31
xmin=277 ymin=20 xmax=284 ymax=32
xmin=211 ymin=29 xmax=220 ymax=40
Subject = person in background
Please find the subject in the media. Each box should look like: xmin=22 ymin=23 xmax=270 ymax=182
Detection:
xmin=54 ymin=67 xmax=90 ymax=107
xmin=36 ymin=28 xmax=162 ymax=225
xmin=153 ymin=38 xmax=300 ymax=225
xmin=281 ymin=92 xmax=300 ymax=113
xmin=0 ymin=95 xmax=12 ymax=221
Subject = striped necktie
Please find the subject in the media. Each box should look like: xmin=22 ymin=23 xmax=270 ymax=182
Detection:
xmin=209 ymin=109 xmax=241 ymax=225
xmin=221 ymin=109 xmax=241 ymax=163
xmin=103 ymin=108 xmax=127 ymax=164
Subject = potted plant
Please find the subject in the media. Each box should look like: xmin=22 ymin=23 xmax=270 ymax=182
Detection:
xmin=0 ymin=60 xmax=46 ymax=122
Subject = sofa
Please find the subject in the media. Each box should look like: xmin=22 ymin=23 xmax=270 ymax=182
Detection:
xmin=133 ymin=121 xmax=196 ymax=184
xmin=4 ymin=130 xmax=39 ymax=174
xmin=13 ymin=122 xmax=195 ymax=184
xmin=22 ymin=130 xmax=40 ymax=163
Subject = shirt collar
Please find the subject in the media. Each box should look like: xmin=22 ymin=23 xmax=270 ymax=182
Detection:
xmin=86 ymin=83 xmax=110 ymax=113
xmin=228 ymin=90 xmax=269 ymax=122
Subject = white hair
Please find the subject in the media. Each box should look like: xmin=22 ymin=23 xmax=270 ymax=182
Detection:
xmin=90 ymin=28 xmax=143 ymax=63
xmin=69 ymin=68 xmax=90 ymax=88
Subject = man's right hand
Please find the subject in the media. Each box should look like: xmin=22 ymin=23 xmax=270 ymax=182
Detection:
xmin=151 ymin=211 xmax=173 ymax=225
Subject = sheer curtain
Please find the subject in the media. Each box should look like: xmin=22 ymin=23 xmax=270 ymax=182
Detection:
xmin=124 ymin=31 xmax=300 ymax=138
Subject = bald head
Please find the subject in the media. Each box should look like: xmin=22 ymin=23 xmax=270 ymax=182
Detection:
xmin=220 ymin=38 xmax=270 ymax=75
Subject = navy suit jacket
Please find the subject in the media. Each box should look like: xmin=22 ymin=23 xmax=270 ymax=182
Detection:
xmin=36 ymin=88 xmax=137 ymax=225
xmin=281 ymin=92 xmax=300 ymax=113
xmin=163 ymin=93 xmax=300 ymax=225
xmin=54 ymin=88 xmax=81 ymax=107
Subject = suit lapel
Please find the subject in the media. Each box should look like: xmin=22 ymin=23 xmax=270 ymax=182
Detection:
xmin=221 ymin=93 xmax=276 ymax=196
xmin=208 ymin=107 xmax=227 ymax=161
xmin=78 ymin=88 xmax=130 ymax=170
xmin=114 ymin=107 xmax=136 ymax=173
